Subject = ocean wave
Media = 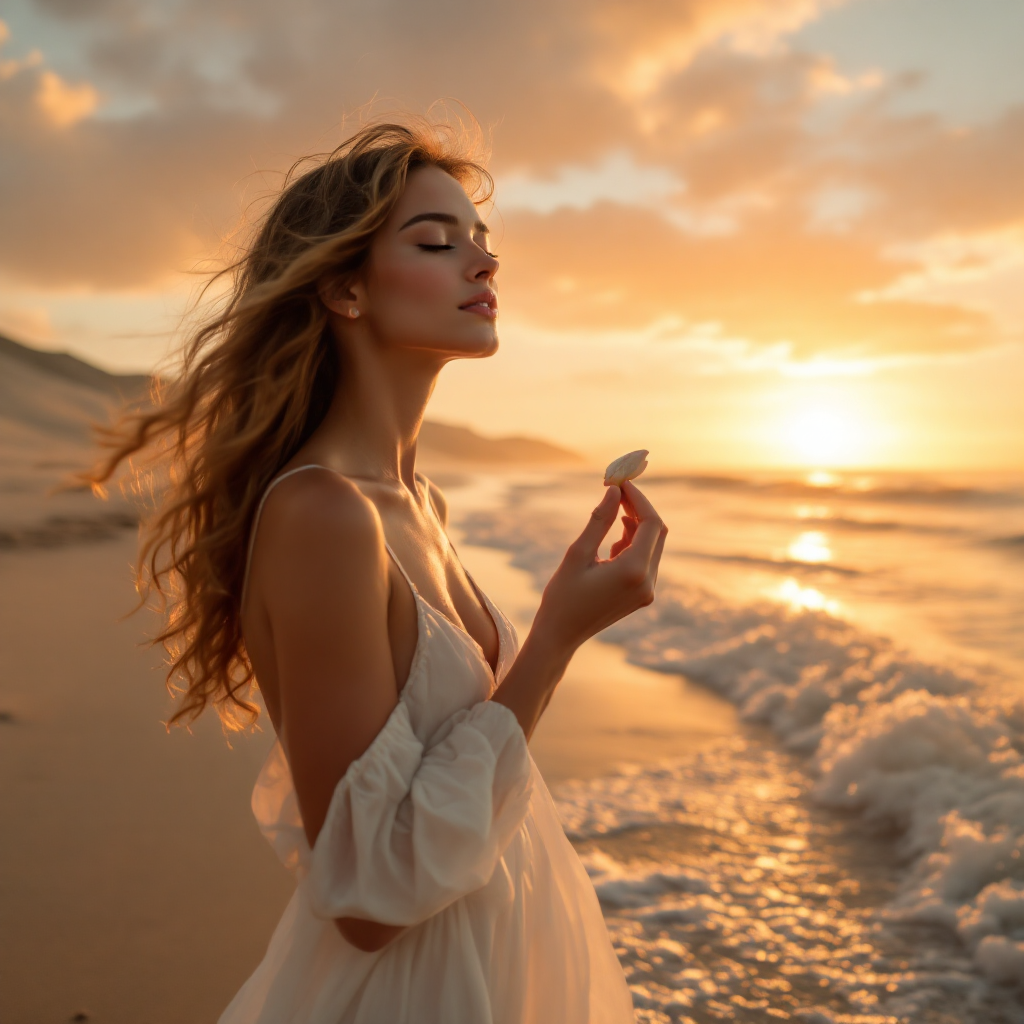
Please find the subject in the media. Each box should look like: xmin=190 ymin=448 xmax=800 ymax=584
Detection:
xmin=670 ymin=549 xmax=863 ymax=576
xmin=458 ymin=501 xmax=1024 ymax=1012
xmin=643 ymin=473 xmax=1024 ymax=508
xmin=729 ymin=510 xmax=968 ymax=537
xmin=608 ymin=592 xmax=1024 ymax=989
xmin=991 ymin=534 xmax=1024 ymax=549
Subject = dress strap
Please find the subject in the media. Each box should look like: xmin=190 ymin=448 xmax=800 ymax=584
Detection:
xmin=240 ymin=464 xmax=335 ymax=609
xmin=240 ymin=463 xmax=423 ymax=609
xmin=381 ymin=539 xmax=420 ymax=598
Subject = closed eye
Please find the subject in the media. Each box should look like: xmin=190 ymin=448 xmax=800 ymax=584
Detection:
xmin=417 ymin=243 xmax=498 ymax=258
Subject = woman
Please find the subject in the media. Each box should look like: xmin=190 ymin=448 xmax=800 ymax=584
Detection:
xmin=93 ymin=119 xmax=667 ymax=1023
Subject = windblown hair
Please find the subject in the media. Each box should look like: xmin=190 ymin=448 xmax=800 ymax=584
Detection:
xmin=88 ymin=117 xmax=493 ymax=730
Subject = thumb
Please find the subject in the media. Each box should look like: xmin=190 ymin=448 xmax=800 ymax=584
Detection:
xmin=573 ymin=485 xmax=621 ymax=557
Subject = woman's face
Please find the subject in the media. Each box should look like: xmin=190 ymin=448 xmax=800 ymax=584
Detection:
xmin=350 ymin=164 xmax=499 ymax=359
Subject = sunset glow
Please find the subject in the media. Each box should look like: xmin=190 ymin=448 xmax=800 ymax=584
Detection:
xmin=783 ymin=406 xmax=866 ymax=468
xmin=0 ymin=1 xmax=1021 ymax=470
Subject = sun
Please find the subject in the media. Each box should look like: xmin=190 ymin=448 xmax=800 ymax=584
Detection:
xmin=782 ymin=403 xmax=866 ymax=468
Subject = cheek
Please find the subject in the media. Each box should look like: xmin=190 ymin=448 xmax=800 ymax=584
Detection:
xmin=375 ymin=258 xmax=454 ymax=309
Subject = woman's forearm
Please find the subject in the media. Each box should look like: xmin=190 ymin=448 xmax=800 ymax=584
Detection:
xmin=489 ymin=624 xmax=574 ymax=742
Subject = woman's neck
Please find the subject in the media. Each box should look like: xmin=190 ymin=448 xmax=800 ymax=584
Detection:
xmin=304 ymin=336 xmax=443 ymax=493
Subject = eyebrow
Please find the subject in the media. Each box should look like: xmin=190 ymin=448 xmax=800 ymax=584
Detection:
xmin=398 ymin=211 xmax=489 ymax=234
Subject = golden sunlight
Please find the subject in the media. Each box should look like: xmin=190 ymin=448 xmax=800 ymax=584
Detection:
xmin=777 ymin=578 xmax=840 ymax=615
xmin=783 ymin=404 xmax=864 ymax=467
xmin=787 ymin=531 xmax=832 ymax=564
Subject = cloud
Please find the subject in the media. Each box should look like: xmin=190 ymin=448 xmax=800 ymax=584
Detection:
xmin=584 ymin=0 xmax=839 ymax=99
xmin=35 ymin=69 xmax=100 ymax=125
xmin=497 ymin=151 xmax=684 ymax=215
xmin=496 ymin=202 xmax=990 ymax=358
xmin=0 ymin=0 xmax=1021 ymax=362
xmin=856 ymin=105 xmax=1024 ymax=236
xmin=859 ymin=228 xmax=1024 ymax=336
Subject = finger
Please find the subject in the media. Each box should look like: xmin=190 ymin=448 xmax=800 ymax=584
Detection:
xmin=619 ymin=486 xmax=638 ymax=521
xmin=621 ymin=479 xmax=657 ymax=520
xmin=617 ymin=481 xmax=664 ymax=565
xmin=609 ymin=515 xmax=639 ymax=558
xmin=573 ymin=485 xmax=622 ymax=557
xmin=646 ymin=523 xmax=669 ymax=588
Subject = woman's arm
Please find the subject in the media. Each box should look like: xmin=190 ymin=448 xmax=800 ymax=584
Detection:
xmin=254 ymin=470 xmax=407 ymax=951
xmin=490 ymin=480 xmax=667 ymax=740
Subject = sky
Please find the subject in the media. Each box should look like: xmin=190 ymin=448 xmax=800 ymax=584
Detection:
xmin=1 ymin=0 xmax=1022 ymax=471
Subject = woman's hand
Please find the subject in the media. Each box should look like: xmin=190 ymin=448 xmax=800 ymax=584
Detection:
xmin=489 ymin=480 xmax=666 ymax=739
xmin=532 ymin=480 xmax=667 ymax=655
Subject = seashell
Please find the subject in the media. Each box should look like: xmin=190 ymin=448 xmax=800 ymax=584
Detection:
xmin=604 ymin=449 xmax=649 ymax=486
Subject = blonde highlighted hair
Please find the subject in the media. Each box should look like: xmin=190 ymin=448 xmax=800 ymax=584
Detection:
xmin=89 ymin=118 xmax=493 ymax=730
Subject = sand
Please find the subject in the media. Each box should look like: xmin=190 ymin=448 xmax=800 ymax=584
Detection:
xmin=0 ymin=536 xmax=291 ymax=1024
xmin=0 ymin=506 xmax=735 ymax=1024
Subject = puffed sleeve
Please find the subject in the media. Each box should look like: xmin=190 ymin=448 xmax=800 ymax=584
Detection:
xmin=301 ymin=698 xmax=533 ymax=927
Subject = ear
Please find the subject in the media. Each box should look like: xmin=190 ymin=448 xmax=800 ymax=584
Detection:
xmin=318 ymin=275 xmax=366 ymax=318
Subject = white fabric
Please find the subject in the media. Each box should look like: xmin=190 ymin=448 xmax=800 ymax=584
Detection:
xmin=221 ymin=469 xmax=634 ymax=1024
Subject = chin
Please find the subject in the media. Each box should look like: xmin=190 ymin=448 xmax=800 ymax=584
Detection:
xmin=466 ymin=331 xmax=499 ymax=358
xmin=432 ymin=327 xmax=499 ymax=359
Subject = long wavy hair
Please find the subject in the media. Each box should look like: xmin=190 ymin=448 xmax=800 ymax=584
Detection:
xmin=88 ymin=117 xmax=494 ymax=730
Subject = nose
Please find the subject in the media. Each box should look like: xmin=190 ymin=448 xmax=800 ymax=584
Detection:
xmin=469 ymin=246 xmax=498 ymax=281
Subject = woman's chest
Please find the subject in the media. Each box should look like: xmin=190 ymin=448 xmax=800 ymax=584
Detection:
xmin=400 ymin=597 xmax=517 ymax=745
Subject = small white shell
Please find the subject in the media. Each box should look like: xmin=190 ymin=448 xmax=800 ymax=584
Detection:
xmin=604 ymin=449 xmax=649 ymax=486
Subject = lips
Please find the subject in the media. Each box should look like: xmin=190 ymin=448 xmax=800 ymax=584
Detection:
xmin=459 ymin=291 xmax=498 ymax=319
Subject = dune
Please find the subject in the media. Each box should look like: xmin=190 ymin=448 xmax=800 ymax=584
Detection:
xmin=418 ymin=419 xmax=582 ymax=465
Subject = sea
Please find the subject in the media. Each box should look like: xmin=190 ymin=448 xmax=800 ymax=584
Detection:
xmin=445 ymin=467 xmax=1024 ymax=1024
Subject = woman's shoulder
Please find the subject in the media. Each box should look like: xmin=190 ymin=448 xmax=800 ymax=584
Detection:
xmin=257 ymin=466 xmax=386 ymax=564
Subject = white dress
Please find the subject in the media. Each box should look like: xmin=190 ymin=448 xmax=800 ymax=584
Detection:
xmin=219 ymin=466 xmax=635 ymax=1024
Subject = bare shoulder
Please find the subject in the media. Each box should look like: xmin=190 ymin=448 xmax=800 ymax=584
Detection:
xmin=419 ymin=472 xmax=449 ymax=528
xmin=252 ymin=468 xmax=388 ymax=602
xmin=261 ymin=466 xmax=380 ymax=539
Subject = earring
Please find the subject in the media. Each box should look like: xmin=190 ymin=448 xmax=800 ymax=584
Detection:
xmin=349 ymin=308 xmax=360 ymax=319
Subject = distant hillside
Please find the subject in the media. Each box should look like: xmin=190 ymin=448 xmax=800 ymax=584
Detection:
xmin=0 ymin=334 xmax=150 ymax=400
xmin=0 ymin=333 xmax=581 ymax=464
xmin=418 ymin=420 xmax=581 ymax=464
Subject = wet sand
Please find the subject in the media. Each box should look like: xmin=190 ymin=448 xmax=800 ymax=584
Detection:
xmin=1 ymin=528 xmax=736 ymax=1024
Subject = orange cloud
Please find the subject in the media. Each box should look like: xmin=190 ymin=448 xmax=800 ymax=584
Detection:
xmin=590 ymin=0 xmax=842 ymax=101
xmin=0 ymin=0 xmax=1020 ymax=366
xmin=496 ymin=202 xmax=990 ymax=358
xmin=35 ymin=69 xmax=100 ymax=126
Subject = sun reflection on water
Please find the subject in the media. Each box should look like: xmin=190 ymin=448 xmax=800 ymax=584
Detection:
xmin=806 ymin=470 xmax=840 ymax=488
xmin=795 ymin=504 xmax=830 ymax=521
xmin=787 ymin=530 xmax=832 ymax=564
xmin=778 ymin=577 xmax=840 ymax=615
